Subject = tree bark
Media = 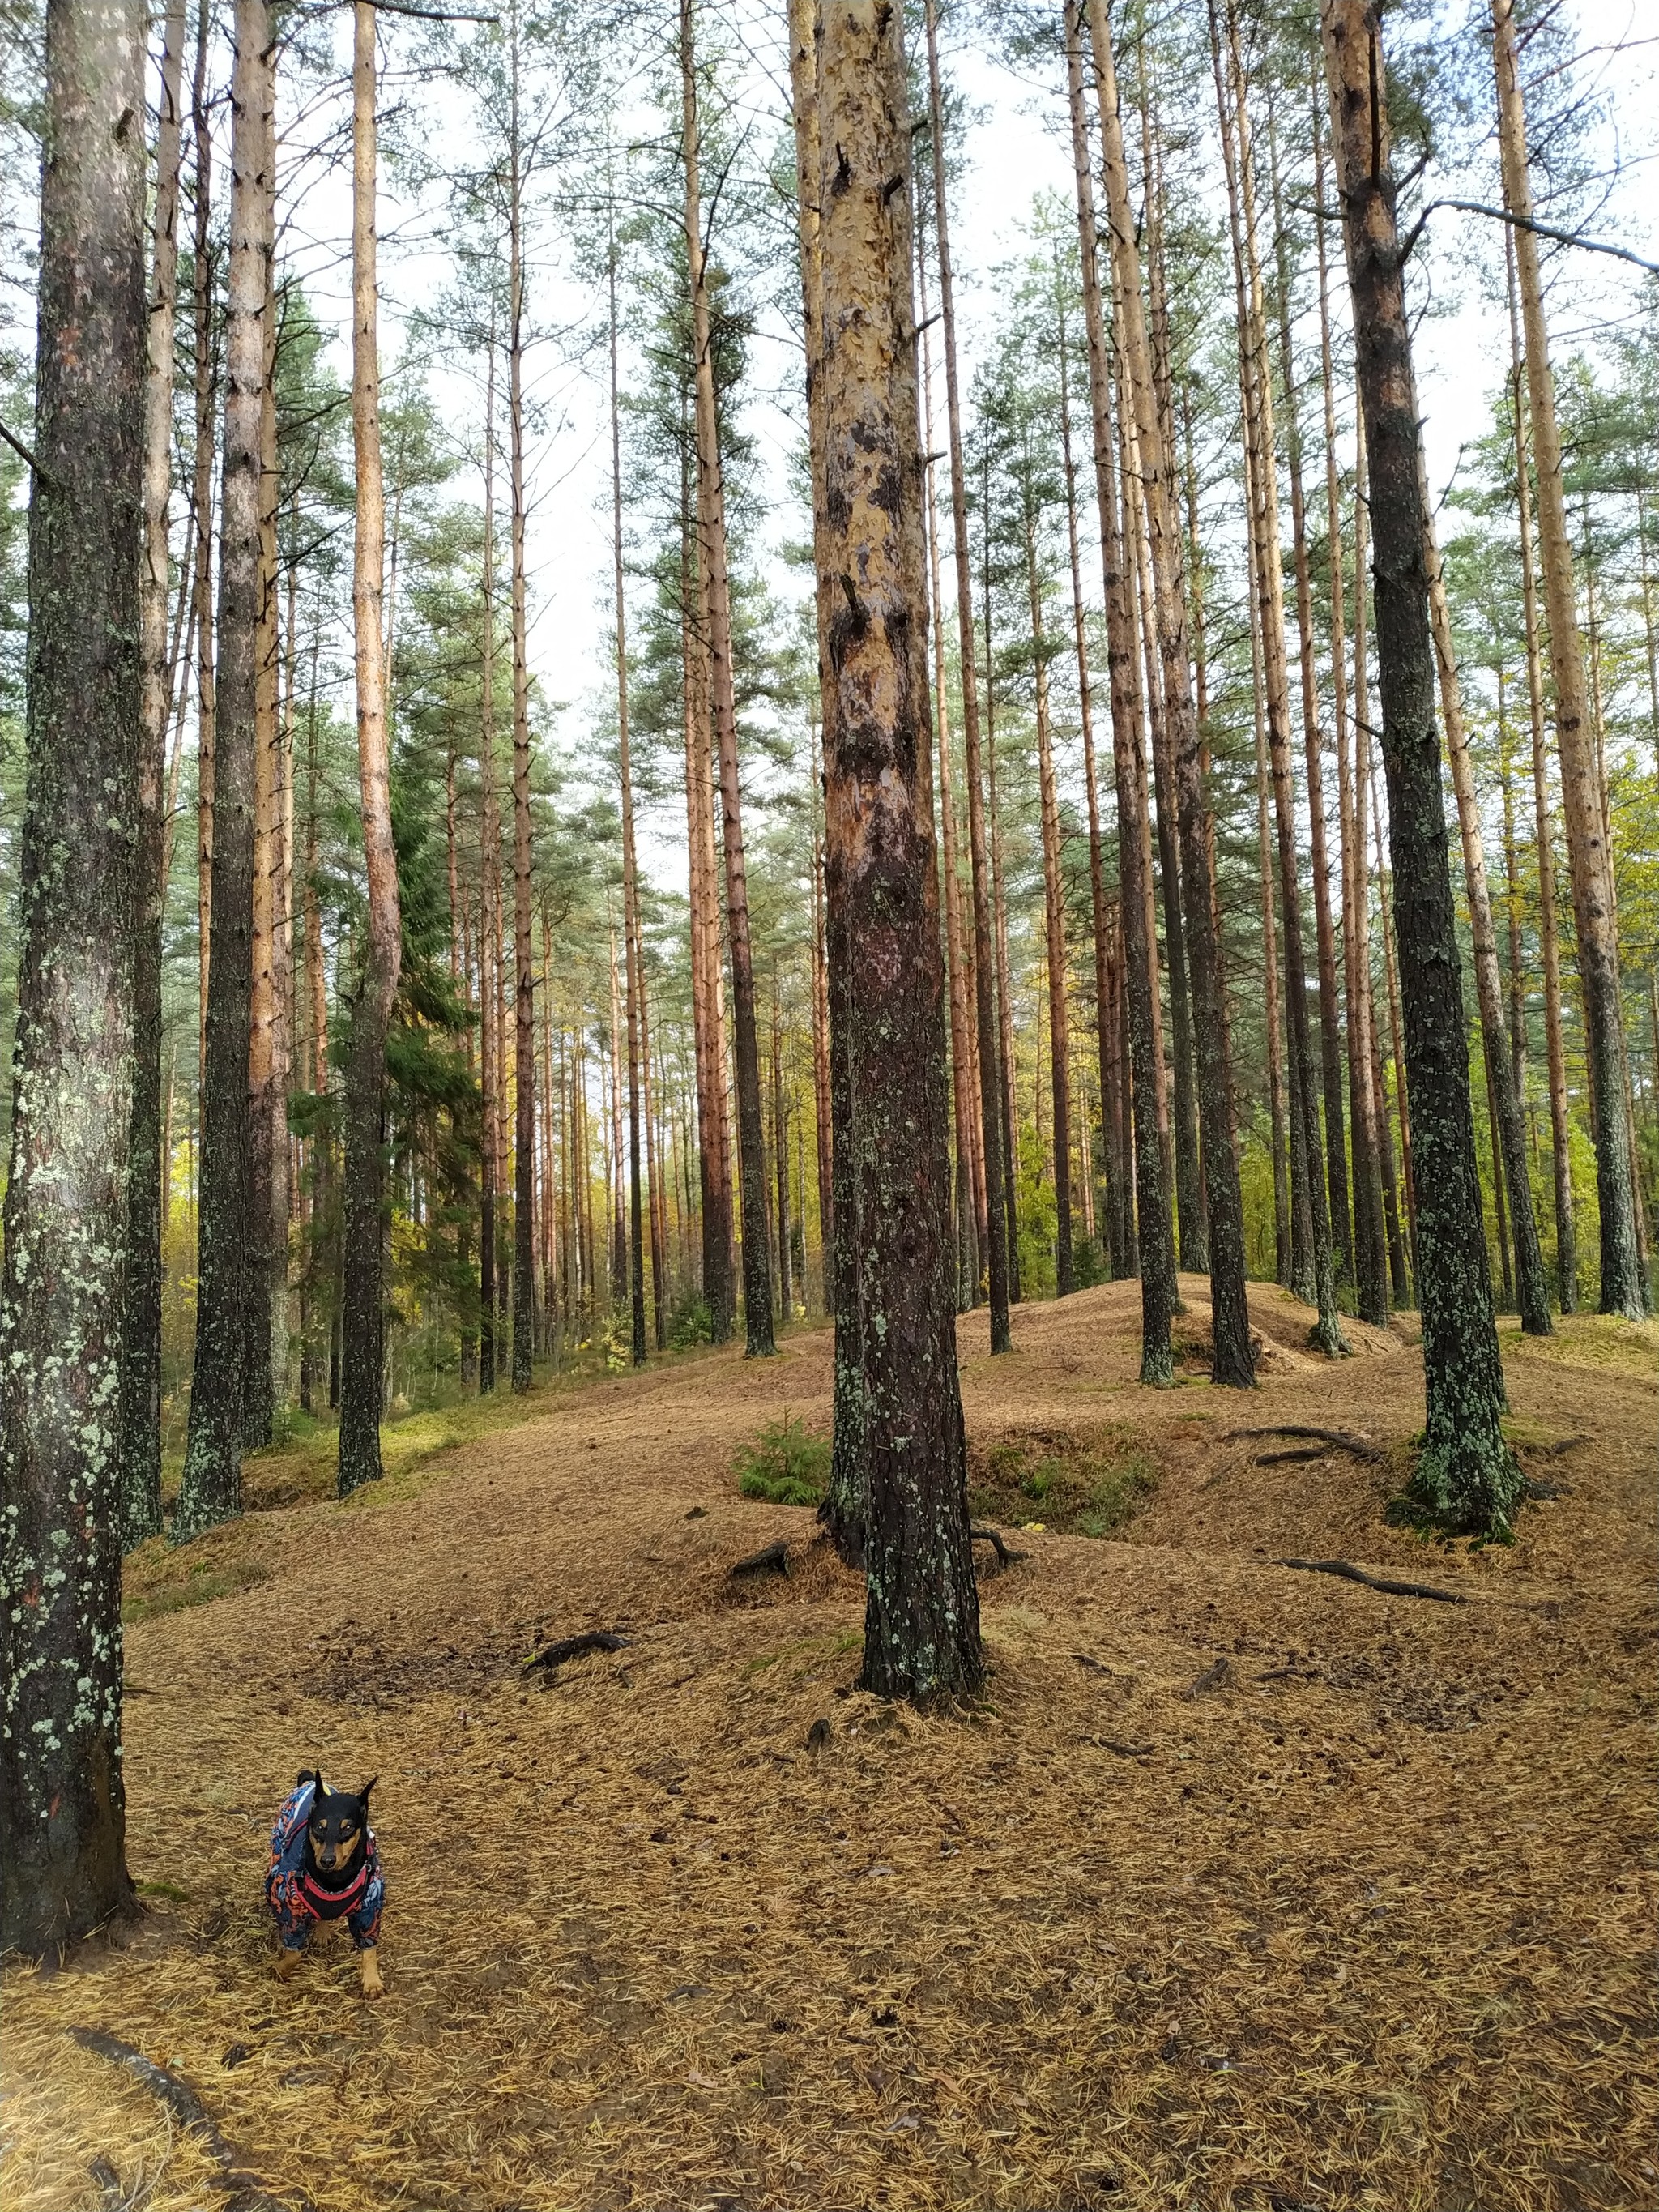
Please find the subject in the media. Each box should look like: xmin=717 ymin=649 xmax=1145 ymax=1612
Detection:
xmin=681 ymin=0 xmax=774 ymax=1358
xmin=191 ymin=0 xmax=215 ymax=1100
xmin=1506 ymin=233 xmax=1576 ymax=1310
xmin=337 ymin=0 xmax=401 ymax=1496
xmin=1424 ymin=454 xmax=1551 ymax=1333
xmin=0 ymin=0 xmax=145 ymax=1957
xmin=608 ymin=244 xmax=647 ymax=1368
xmin=478 ymin=318 xmax=500 ymax=1390
xmin=122 ymin=0 xmax=187 ymax=1549
xmin=817 ymin=0 xmax=982 ymax=1702
xmin=923 ymin=0 xmax=1010 ymax=1352
xmin=1023 ymin=452 xmax=1073 ymax=1295
xmin=1491 ymin=0 xmax=1640 ymax=1317
xmin=178 ymin=0 xmax=271 ymax=1537
xmin=1218 ymin=7 xmax=1344 ymax=1353
xmin=1064 ymin=0 xmax=1173 ymax=1367
xmin=508 ymin=19 xmax=535 ymax=1390
xmin=1088 ymin=0 xmax=1252 ymax=1386
xmin=243 ymin=247 xmax=279 ymax=1449
xmin=1322 ymin=0 xmax=1519 ymax=1534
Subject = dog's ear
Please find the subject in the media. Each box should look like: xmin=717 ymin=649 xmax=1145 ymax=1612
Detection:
xmin=357 ymin=1776 xmax=377 ymax=1806
xmin=310 ymin=1768 xmax=324 ymax=1800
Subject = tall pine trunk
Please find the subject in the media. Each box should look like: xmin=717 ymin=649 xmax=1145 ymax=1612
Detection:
xmin=508 ymin=19 xmax=536 ymax=1390
xmin=122 ymin=0 xmax=187 ymax=1548
xmin=0 ymin=0 xmax=145 ymax=1955
xmin=1322 ymin=0 xmax=1519 ymax=1535
xmin=177 ymin=0 xmax=272 ymax=1537
xmin=923 ymin=0 xmax=1011 ymax=1352
xmin=337 ymin=0 xmax=401 ymax=1496
xmin=477 ymin=319 xmax=500 ymax=1389
xmin=817 ymin=0 xmax=981 ymax=1702
xmin=1089 ymin=0 xmax=1252 ymax=1385
xmin=681 ymin=0 xmax=774 ymax=1357
xmin=1491 ymin=0 xmax=1639 ymax=1317
xmin=609 ymin=242 xmax=647 ymax=1368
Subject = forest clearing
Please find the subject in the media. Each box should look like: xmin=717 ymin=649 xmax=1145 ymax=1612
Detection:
xmin=5 ymin=1287 xmax=1655 ymax=2211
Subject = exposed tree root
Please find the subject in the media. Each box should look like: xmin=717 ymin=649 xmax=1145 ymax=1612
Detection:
xmin=1182 ymin=1657 xmax=1232 ymax=1697
xmin=1226 ymin=1424 xmax=1386 ymax=1464
xmin=68 ymin=2029 xmax=305 ymax=2210
xmin=1274 ymin=1557 xmax=1466 ymax=1604
xmin=522 ymin=1630 xmax=630 ymax=1673
xmin=970 ymin=1524 xmax=1028 ymax=1569
xmin=730 ymin=1541 xmax=790 ymax=1578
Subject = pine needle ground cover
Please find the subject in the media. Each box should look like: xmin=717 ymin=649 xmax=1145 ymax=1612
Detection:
xmin=3 ymin=1282 xmax=1653 ymax=2212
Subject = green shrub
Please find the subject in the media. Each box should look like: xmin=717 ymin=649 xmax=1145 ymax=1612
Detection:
xmin=736 ymin=1412 xmax=830 ymax=1506
xmin=668 ymin=1292 xmax=713 ymax=1349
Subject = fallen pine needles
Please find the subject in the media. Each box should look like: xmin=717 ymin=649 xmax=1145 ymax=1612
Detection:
xmin=67 ymin=2030 xmax=305 ymax=2210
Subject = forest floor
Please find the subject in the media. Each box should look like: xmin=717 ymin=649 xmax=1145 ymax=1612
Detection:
xmin=4 ymin=1279 xmax=1655 ymax=2212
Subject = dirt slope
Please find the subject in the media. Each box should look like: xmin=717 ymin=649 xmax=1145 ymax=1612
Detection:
xmin=4 ymin=1282 xmax=1655 ymax=2212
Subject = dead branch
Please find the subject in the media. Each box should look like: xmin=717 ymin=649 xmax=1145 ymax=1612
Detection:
xmin=730 ymin=1540 xmax=790 ymax=1578
xmin=522 ymin=1630 xmax=630 ymax=1673
xmin=1182 ymin=1657 xmax=1232 ymax=1697
xmin=67 ymin=2030 xmax=305 ymax=2209
xmin=1274 ymin=1557 xmax=1466 ymax=1604
xmin=1089 ymin=1736 xmax=1154 ymax=1757
xmin=970 ymin=1523 xmax=1028 ymax=1568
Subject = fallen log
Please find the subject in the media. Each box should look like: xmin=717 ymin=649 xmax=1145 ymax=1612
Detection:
xmin=522 ymin=1630 xmax=630 ymax=1673
xmin=730 ymin=1540 xmax=790 ymax=1578
xmin=1274 ymin=1557 xmax=1465 ymax=1604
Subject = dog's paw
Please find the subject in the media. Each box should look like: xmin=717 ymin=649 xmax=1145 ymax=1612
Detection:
xmin=274 ymin=1949 xmax=300 ymax=1983
xmin=359 ymin=1953 xmax=385 ymax=2001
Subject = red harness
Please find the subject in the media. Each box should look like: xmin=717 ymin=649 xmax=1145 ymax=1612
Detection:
xmin=298 ymin=1848 xmax=373 ymax=1922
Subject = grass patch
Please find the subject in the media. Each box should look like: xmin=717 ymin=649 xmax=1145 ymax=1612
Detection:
xmin=970 ymin=1427 xmax=1158 ymax=1539
xmin=123 ymin=1548 xmax=273 ymax=1624
xmin=736 ymin=1412 xmax=830 ymax=1507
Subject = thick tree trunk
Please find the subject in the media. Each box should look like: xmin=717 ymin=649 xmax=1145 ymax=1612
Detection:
xmin=1089 ymin=0 xmax=1252 ymax=1386
xmin=508 ymin=49 xmax=535 ymax=1392
xmin=122 ymin=0 xmax=187 ymax=1549
xmin=191 ymin=0 xmax=215 ymax=1097
xmin=923 ymin=0 xmax=1010 ymax=1352
xmin=178 ymin=0 xmax=272 ymax=1537
xmin=1064 ymin=0 xmax=1172 ymax=1360
xmin=1322 ymin=0 xmax=1519 ymax=1534
xmin=817 ymin=0 xmax=981 ymax=1702
xmin=337 ymin=0 xmax=401 ymax=1497
xmin=0 ymin=0 xmax=145 ymax=1957
xmin=1491 ymin=0 xmax=1640 ymax=1317
xmin=681 ymin=0 xmax=773 ymax=1358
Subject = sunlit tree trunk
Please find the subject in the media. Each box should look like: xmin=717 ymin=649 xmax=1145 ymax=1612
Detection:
xmin=1322 ymin=0 xmax=1519 ymax=1534
xmin=1491 ymin=0 xmax=1640 ymax=1317
xmin=1088 ymin=0 xmax=1252 ymax=1385
xmin=178 ymin=0 xmax=272 ymax=1535
xmin=244 ymin=247 xmax=279 ymax=1448
xmin=1021 ymin=448 xmax=1073 ymax=1295
xmin=0 ymin=0 xmax=146 ymax=1956
xmin=608 ymin=246 xmax=646 ymax=1366
xmin=923 ymin=0 xmax=1010 ymax=1352
xmin=122 ymin=0 xmax=187 ymax=1548
xmin=477 ymin=320 xmax=500 ymax=1390
xmin=337 ymin=0 xmax=401 ymax=1496
xmin=817 ymin=0 xmax=980 ymax=1702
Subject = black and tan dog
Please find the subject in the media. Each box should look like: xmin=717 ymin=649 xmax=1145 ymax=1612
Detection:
xmin=264 ymin=1770 xmax=386 ymax=1997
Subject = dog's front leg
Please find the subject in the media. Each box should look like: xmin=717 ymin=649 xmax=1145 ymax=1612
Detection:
xmin=275 ymin=1943 xmax=303 ymax=1984
xmin=358 ymin=1945 xmax=384 ymax=2000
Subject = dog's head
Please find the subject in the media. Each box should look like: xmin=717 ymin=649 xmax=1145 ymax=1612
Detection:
xmin=301 ymin=1770 xmax=375 ymax=1875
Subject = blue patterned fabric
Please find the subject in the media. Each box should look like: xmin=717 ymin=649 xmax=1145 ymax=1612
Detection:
xmin=265 ymin=1777 xmax=384 ymax=1952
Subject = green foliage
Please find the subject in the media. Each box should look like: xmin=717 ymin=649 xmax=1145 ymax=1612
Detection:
xmin=971 ymin=1431 xmax=1158 ymax=1538
xmin=667 ymin=1291 xmax=713 ymax=1349
xmin=735 ymin=1412 xmax=830 ymax=1507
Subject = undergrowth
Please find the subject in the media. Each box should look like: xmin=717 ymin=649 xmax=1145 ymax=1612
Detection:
xmin=970 ymin=1428 xmax=1158 ymax=1538
xmin=736 ymin=1413 xmax=831 ymax=1506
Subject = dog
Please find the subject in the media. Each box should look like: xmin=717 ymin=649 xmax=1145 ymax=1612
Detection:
xmin=265 ymin=1770 xmax=385 ymax=1998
